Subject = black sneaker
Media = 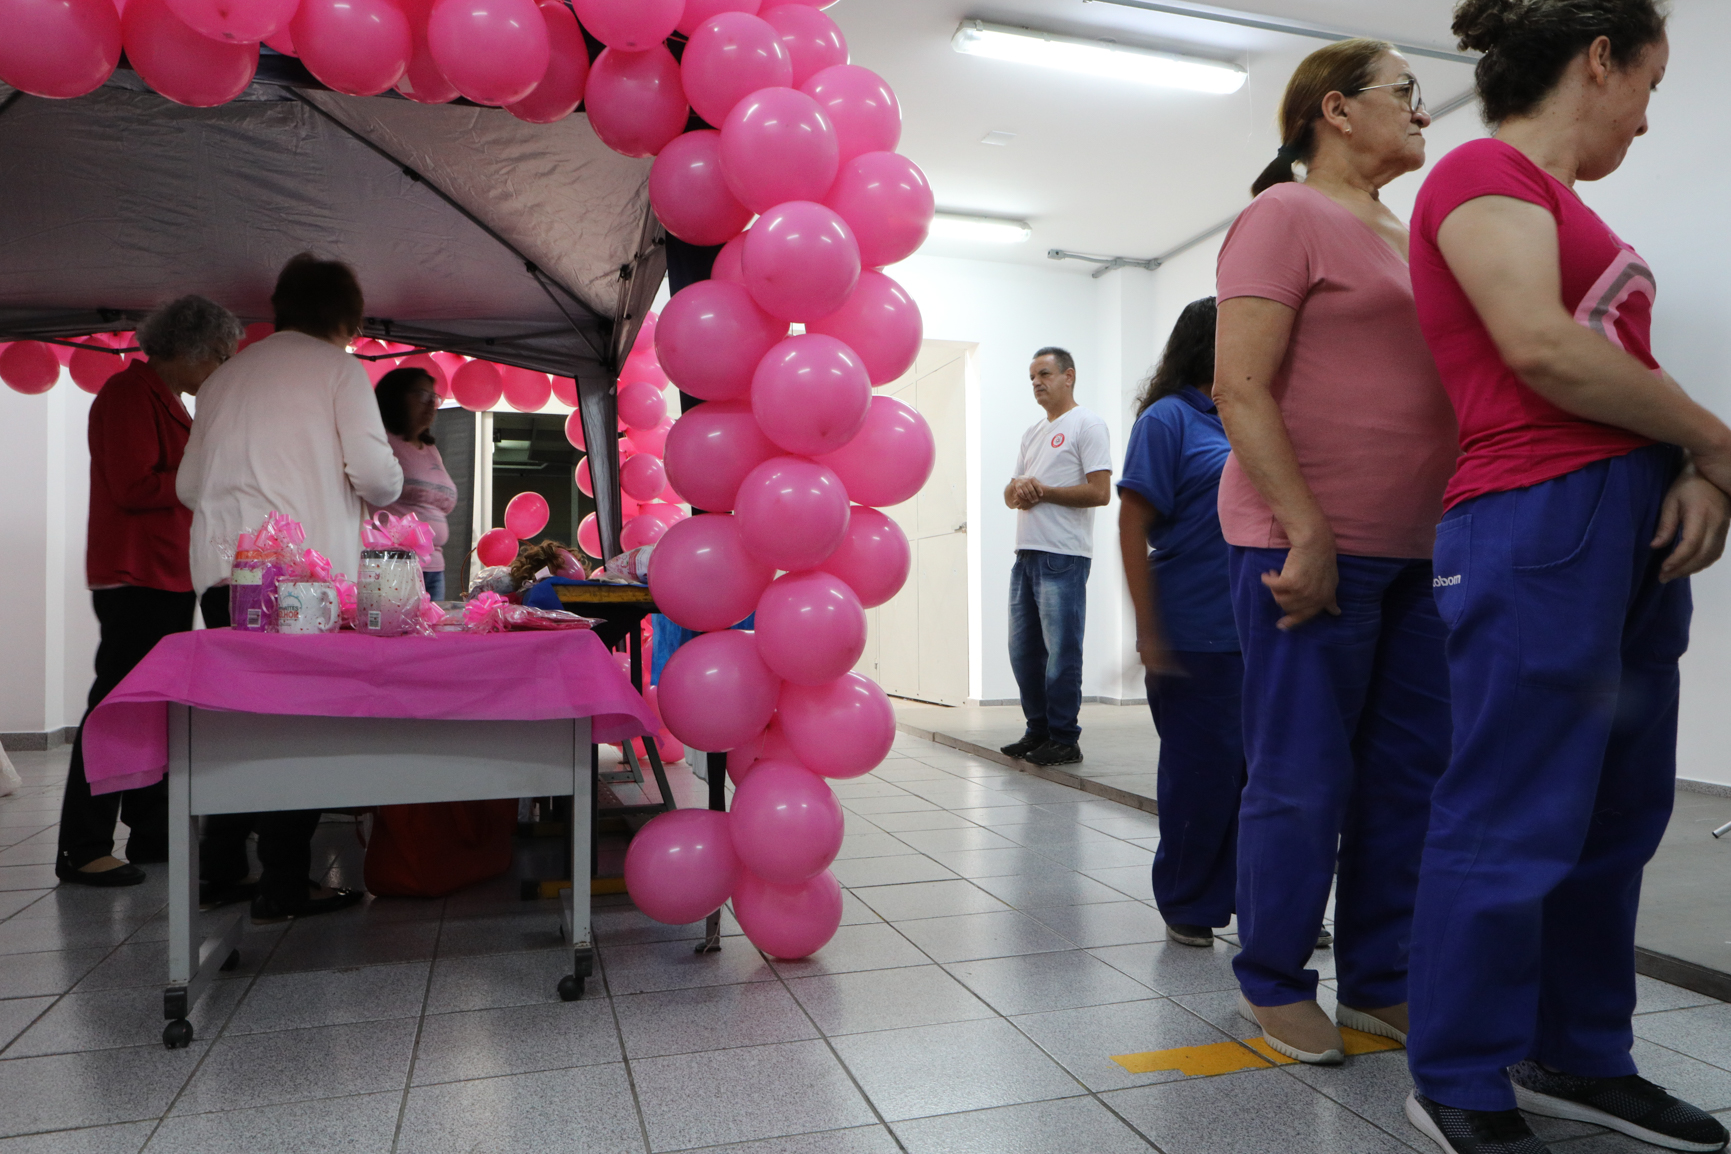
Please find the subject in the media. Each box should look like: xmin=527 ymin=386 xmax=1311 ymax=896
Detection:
xmin=999 ymin=735 xmax=1044 ymax=760
xmin=1316 ymin=929 xmax=1334 ymax=949
xmin=1510 ymin=1060 xmax=1729 ymax=1152
xmin=1165 ymin=922 xmax=1214 ymax=947
xmin=1406 ymin=1093 xmax=1551 ymax=1154
xmin=1025 ymin=741 xmax=1083 ymax=767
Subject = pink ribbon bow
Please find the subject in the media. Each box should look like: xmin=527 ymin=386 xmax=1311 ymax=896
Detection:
xmin=362 ymin=512 xmax=437 ymax=563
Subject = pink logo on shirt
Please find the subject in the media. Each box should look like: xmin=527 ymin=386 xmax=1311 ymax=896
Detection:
xmin=1050 ymin=433 xmax=1065 ymax=449
xmin=1574 ymin=250 xmax=1655 ymax=355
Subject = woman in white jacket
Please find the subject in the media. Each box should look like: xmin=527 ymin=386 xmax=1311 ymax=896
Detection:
xmin=177 ymin=252 xmax=403 ymax=922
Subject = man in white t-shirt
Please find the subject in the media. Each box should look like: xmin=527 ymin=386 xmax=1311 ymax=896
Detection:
xmin=1001 ymin=347 xmax=1112 ymax=767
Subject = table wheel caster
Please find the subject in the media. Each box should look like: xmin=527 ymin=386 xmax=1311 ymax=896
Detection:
xmin=220 ymin=949 xmax=240 ymax=972
xmin=557 ymin=974 xmax=584 ymax=1002
xmin=163 ymin=1019 xmax=194 ymax=1049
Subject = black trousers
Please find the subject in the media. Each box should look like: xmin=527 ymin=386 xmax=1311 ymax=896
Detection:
xmin=197 ymin=588 xmax=325 ymax=904
xmin=57 ymin=586 xmax=197 ymax=873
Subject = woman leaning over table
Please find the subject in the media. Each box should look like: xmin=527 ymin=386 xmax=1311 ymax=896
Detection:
xmin=1213 ymin=39 xmax=1458 ymax=1067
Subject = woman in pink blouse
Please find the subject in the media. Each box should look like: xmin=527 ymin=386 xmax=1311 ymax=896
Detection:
xmin=371 ymin=367 xmax=459 ymax=600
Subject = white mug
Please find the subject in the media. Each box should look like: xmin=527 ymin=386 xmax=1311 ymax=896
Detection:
xmin=276 ymin=582 xmax=340 ymax=635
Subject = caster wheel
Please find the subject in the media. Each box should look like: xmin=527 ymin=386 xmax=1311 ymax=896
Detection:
xmin=220 ymin=949 xmax=240 ymax=972
xmin=557 ymin=974 xmax=584 ymax=1002
xmin=162 ymin=1019 xmax=194 ymax=1049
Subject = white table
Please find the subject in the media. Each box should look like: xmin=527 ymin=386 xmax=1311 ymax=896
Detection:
xmin=161 ymin=704 xmax=593 ymax=1048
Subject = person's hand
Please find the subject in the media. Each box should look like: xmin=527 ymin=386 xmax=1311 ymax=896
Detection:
xmin=1653 ymin=467 xmax=1731 ymax=582
xmin=1136 ymin=634 xmax=1184 ymax=676
xmin=1010 ymin=477 xmax=1044 ymax=509
xmin=1261 ymin=541 xmax=1341 ymax=630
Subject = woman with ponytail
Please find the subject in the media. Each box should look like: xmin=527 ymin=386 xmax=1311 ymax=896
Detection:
xmin=1213 ymin=39 xmax=1459 ymax=1068
xmin=1403 ymin=3 xmax=1730 ymax=1152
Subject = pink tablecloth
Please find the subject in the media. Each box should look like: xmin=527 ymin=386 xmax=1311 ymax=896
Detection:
xmin=82 ymin=629 xmax=658 ymax=795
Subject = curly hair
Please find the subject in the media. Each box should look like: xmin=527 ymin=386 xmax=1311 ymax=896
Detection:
xmin=1453 ymin=0 xmax=1668 ymax=124
xmin=135 ymin=295 xmax=243 ymax=364
xmin=1135 ymin=298 xmax=1218 ymax=417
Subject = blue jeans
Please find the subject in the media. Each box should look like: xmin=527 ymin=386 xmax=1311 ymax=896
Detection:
xmin=1008 ymin=550 xmax=1090 ymax=747
xmin=422 ymin=570 xmax=446 ymax=601
xmin=1147 ymin=650 xmax=1244 ymax=927
xmin=1230 ymin=547 xmax=1451 ymax=1011
xmin=1409 ymin=444 xmax=1688 ymax=1111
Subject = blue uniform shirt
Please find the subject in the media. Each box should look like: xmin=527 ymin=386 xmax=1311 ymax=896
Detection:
xmin=1118 ymin=386 xmax=1239 ymax=653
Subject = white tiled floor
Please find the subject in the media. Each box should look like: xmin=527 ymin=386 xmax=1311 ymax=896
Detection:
xmin=1 ymin=734 xmax=1728 ymax=1153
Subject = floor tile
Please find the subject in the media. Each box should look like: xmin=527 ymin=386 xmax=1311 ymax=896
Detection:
xmin=142 ymin=1090 xmax=401 ymax=1154
xmin=1632 ymin=1003 xmax=1731 ymax=1073
xmin=862 ymin=812 xmax=976 ymax=833
xmin=0 ymin=844 xmax=59 ymax=868
xmin=226 ymin=961 xmax=429 ymax=1034
xmin=1103 ymin=1066 xmax=1418 ymax=1153
xmin=842 ymin=796 xmax=942 ymax=816
xmin=923 ymin=847 xmax=1052 ymax=879
xmin=0 ymin=866 xmax=60 ymax=893
xmin=785 ymin=964 xmax=995 ymax=1036
xmin=397 ymin=1063 xmax=645 ymax=1154
xmin=1089 ymin=941 xmax=1244 ymax=996
xmin=0 ymin=1121 xmax=156 ymax=1153
xmin=0 ymin=948 xmax=110 ymax=999
xmin=434 ymin=910 xmax=566 ymax=957
xmin=1020 ymin=841 xmax=1154 ymax=871
xmin=1626 ymin=1038 xmax=1731 ymax=1111
xmin=1634 ymin=975 xmax=1723 ymax=1015
xmin=1024 ymin=901 xmax=1170 ymax=949
xmin=424 ymin=946 xmax=584 ymax=1014
xmin=945 ymin=950 xmax=1154 ymax=1016
xmin=411 ymin=998 xmax=621 ymax=1084
xmin=632 ymin=1039 xmax=876 ymax=1151
xmin=971 ymin=871 xmax=1132 ymax=910
xmin=592 ymin=904 xmax=743 ymax=948
xmin=833 ymin=833 xmax=914 ymax=861
xmin=830 ymin=1017 xmax=1079 ymax=1122
xmin=614 ymin=981 xmax=818 ymax=1058
xmin=1081 ymin=865 xmax=1156 ymax=900
xmin=1011 ymin=996 xmax=1246 ymax=1091
xmin=830 ymin=780 xmax=912 ymax=800
xmin=829 ymin=855 xmax=958 ymax=888
xmin=947 ymin=806 xmax=1044 ymax=829
xmin=893 ymin=1095 xmax=1155 ymax=1153
xmin=171 ymin=1018 xmax=416 ymax=1116
xmin=0 ymin=996 xmax=54 ymax=1051
xmin=893 ymin=827 xmax=1020 ymax=855
xmin=0 ymin=915 xmax=137 ymax=957
xmin=262 ymin=920 xmax=439 ymax=974
xmin=893 ymin=910 xmax=1074 ymax=964
xmin=769 ymin=922 xmax=930 ymax=976
xmin=851 ymin=880 xmax=1005 ymax=923
xmin=0 ymin=1042 xmax=207 ymax=1137
xmin=691 ymin=1126 xmax=900 ymax=1154
xmin=1283 ymin=1049 xmax=1425 ymax=1150
xmin=7 ymin=980 xmax=243 ymax=1057
xmin=0 ymin=890 xmax=48 ymax=921
xmin=601 ymin=936 xmax=774 ymax=996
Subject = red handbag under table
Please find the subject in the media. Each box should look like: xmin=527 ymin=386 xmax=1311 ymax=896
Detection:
xmin=363 ymin=800 xmax=518 ymax=898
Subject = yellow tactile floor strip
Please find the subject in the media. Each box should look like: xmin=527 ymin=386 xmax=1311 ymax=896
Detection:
xmin=1111 ymin=1027 xmax=1402 ymax=1077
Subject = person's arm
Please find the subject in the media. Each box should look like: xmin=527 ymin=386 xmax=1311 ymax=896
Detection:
xmin=1024 ymin=470 xmax=1112 ymax=508
xmin=92 ymin=385 xmax=182 ymax=511
xmin=333 ymin=368 xmax=404 ymax=508
xmin=1118 ymin=489 xmax=1178 ymax=673
xmin=1438 ymin=196 xmax=1731 ymax=579
xmin=1213 ymin=295 xmax=1340 ymax=627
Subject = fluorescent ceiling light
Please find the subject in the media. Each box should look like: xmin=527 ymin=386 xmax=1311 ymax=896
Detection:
xmin=951 ymin=19 xmax=1247 ymax=95
xmin=929 ymin=213 xmax=1033 ymax=245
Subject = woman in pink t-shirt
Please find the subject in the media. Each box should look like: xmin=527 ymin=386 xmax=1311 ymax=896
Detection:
xmin=370 ymin=367 xmax=459 ymax=601
xmin=1401 ymin=4 xmax=1730 ymax=1152
xmin=1212 ymin=39 xmax=1459 ymax=1069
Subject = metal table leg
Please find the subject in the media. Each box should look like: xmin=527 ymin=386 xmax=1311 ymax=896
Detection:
xmin=560 ymin=716 xmax=595 ymax=1000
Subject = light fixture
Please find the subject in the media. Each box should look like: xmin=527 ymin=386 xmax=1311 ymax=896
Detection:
xmin=928 ymin=212 xmax=1033 ymax=245
xmin=951 ymin=19 xmax=1247 ymax=95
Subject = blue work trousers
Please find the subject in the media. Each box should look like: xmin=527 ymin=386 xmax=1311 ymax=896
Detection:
xmin=1146 ymin=650 xmax=1245 ymax=927
xmin=1408 ymin=444 xmax=1690 ymax=1111
xmin=1008 ymin=550 xmax=1091 ymax=747
xmin=1230 ymin=547 xmax=1451 ymax=1010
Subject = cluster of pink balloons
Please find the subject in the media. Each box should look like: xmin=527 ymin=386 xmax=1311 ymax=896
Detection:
xmin=0 ymin=333 xmax=146 ymax=397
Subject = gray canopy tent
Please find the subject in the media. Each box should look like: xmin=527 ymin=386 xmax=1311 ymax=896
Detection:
xmin=0 ymin=63 xmax=668 ymax=557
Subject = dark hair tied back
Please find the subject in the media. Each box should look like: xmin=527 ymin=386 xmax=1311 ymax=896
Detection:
xmin=1453 ymin=0 xmax=1668 ymax=124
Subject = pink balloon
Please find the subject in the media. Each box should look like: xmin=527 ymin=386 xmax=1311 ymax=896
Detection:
xmin=621 ymin=511 xmax=674 ymax=550
xmin=713 ymin=232 xmax=748 ymax=284
xmin=650 ymin=130 xmax=752 ymax=247
xmin=658 ymin=629 xmax=780 ymax=751
xmin=655 ymin=279 xmax=785 ymax=402
xmin=730 ymin=760 xmax=843 ymax=883
xmin=564 ymin=409 xmax=587 ymax=451
xmin=70 ymin=344 xmax=122 ymax=394
xmin=755 ymin=569 xmax=866 ymax=685
xmin=124 ymin=0 xmax=257 ymax=106
xmin=725 ymin=726 xmax=767 ymax=786
xmin=431 ymin=351 xmax=468 ymax=380
xmin=734 ymin=456 xmax=850 ymax=572
xmin=501 ymin=365 xmax=552 ymax=412
xmin=682 ymin=12 xmax=789 ymax=128
xmin=292 ymin=0 xmax=409 ymax=95
xmin=760 ymin=4 xmax=845 ymax=88
xmin=0 ymin=0 xmax=120 ymax=98
xmin=676 ymin=0 xmax=757 ymax=35
xmin=166 ymin=0 xmax=294 ymax=41
xmin=750 ymin=333 xmax=870 ymax=457
xmin=633 ymin=310 xmax=659 ymax=353
xmin=801 ymin=64 xmax=899 ymax=164
xmin=476 ymin=527 xmax=519 ymax=568
xmin=663 ymin=398 xmax=776 ymax=512
xmin=620 ymin=452 xmax=667 ymax=502
xmin=818 ymin=506 xmax=909 ymax=609
xmin=634 ymin=418 xmax=673 ymax=458
xmin=395 ymin=0 xmax=459 ymax=103
xmin=263 ymin=20 xmax=294 ymax=53
xmin=551 ymin=375 xmax=579 ymax=406
xmin=719 ymin=87 xmax=838 ymax=214
xmin=398 ymin=352 xmax=448 ymax=397
xmin=741 ymin=201 xmax=859 ymax=323
xmin=620 ymin=351 xmax=669 ymax=391
xmin=585 ymin=45 xmax=689 ymax=158
xmin=451 ymin=359 xmax=503 ymax=410
xmin=618 ymin=380 xmax=668 ymax=430
xmin=577 ymin=511 xmax=602 ymax=557
xmin=575 ymin=455 xmax=594 ymax=496
xmin=506 ymin=0 xmax=587 ymax=121
xmin=825 ymin=151 xmax=935 ymax=269
xmin=807 ymin=270 xmax=922 ymax=386
xmin=428 ymin=0 xmax=547 ymax=105
xmin=733 ymin=868 xmax=842 ymax=959
xmin=648 ymin=513 xmax=774 ymax=631
xmin=504 ymin=491 xmax=550 ymax=539
xmin=815 ymin=395 xmax=935 ymax=509
xmin=780 ymin=672 xmax=894 ymax=779
xmin=50 ymin=341 xmax=76 ymax=367
xmin=641 ymin=500 xmax=688 ymax=524
xmin=0 ymin=342 xmax=59 ymax=395
xmin=573 ymin=0 xmax=680 ymax=50
xmin=624 ymin=809 xmax=740 ymax=924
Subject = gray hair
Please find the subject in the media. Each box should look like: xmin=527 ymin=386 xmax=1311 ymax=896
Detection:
xmin=135 ymin=295 xmax=243 ymax=363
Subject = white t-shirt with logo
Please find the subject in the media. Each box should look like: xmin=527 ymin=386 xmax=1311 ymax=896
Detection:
xmin=1013 ymin=405 xmax=1113 ymax=557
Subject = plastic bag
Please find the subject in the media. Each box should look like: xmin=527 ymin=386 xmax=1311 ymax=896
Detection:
xmin=599 ymin=545 xmax=653 ymax=584
xmin=356 ymin=549 xmax=424 ymax=637
xmin=462 ymin=591 xmax=598 ymax=633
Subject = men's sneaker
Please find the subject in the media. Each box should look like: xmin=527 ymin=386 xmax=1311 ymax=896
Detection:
xmin=1165 ymin=922 xmax=1214 ymax=947
xmin=1510 ymin=1060 xmax=1729 ymax=1152
xmin=1405 ymin=1093 xmax=1551 ymax=1154
xmin=999 ymin=735 xmax=1044 ymax=760
xmin=1025 ymin=741 xmax=1083 ymax=767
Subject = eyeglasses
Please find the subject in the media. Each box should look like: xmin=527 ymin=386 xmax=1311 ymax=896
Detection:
xmin=1356 ymin=77 xmax=1425 ymax=115
xmin=408 ymin=389 xmax=439 ymax=404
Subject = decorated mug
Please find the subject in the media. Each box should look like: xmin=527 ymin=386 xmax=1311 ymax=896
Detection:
xmin=276 ymin=581 xmax=341 ymax=635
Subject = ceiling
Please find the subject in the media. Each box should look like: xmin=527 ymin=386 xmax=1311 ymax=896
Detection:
xmin=829 ymin=0 xmax=1480 ymax=270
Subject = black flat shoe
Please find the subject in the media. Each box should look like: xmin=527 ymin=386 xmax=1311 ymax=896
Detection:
xmin=250 ymin=885 xmax=363 ymax=925
xmin=200 ymin=880 xmax=258 ymax=910
xmin=57 ymin=862 xmax=147 ymax=887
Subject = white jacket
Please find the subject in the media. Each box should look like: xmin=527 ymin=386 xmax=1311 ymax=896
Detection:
xmin=178 ymin=331 xmax=403 ymax=592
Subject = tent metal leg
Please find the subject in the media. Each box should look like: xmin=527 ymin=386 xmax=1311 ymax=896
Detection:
xmin=696 ymin=749 xmax=727 ymax=954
